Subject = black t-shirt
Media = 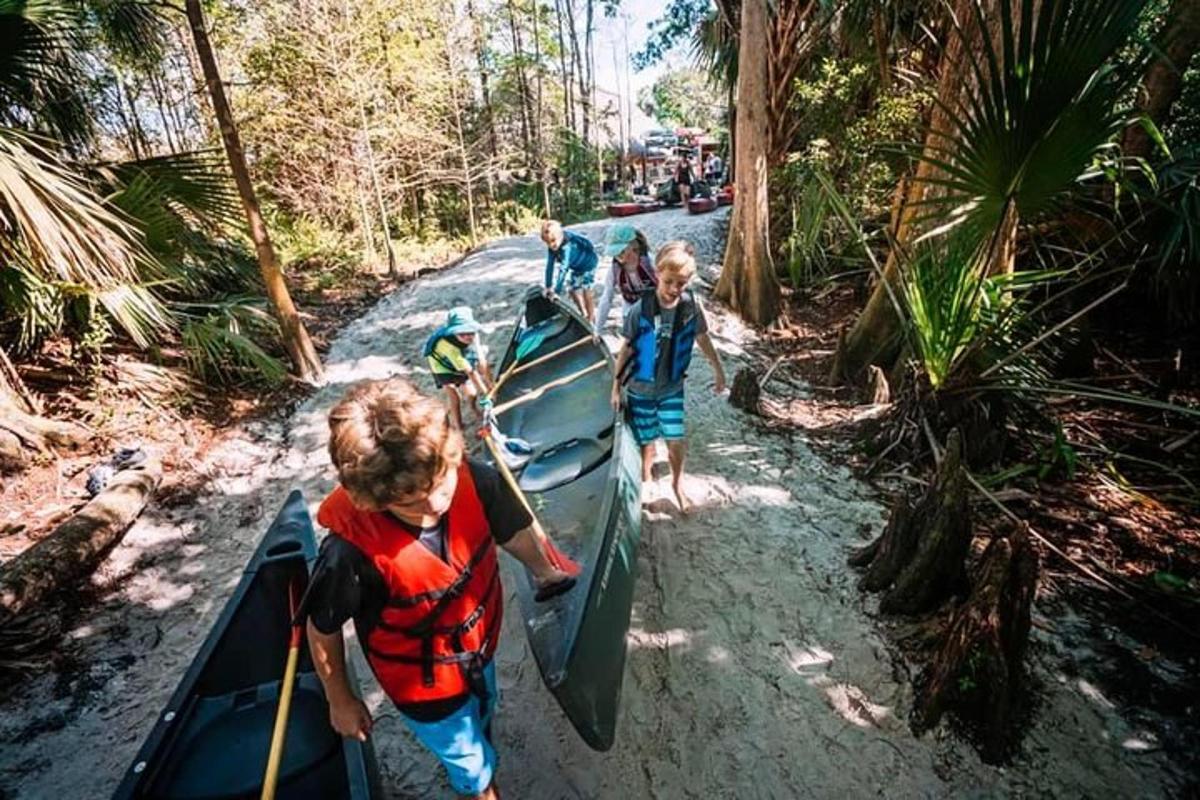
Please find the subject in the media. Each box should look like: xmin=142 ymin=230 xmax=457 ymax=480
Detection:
xmin=305 ymin=459 xmax=532 ymax=721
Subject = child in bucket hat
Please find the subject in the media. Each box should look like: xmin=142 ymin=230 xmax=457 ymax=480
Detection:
xmin=423 ymin=306 xmax=493 ymax=430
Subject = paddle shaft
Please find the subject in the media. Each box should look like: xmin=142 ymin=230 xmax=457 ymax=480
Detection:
xmin=490 ymin=335 xmax=592 ymax=399
xmin=261 ymin=580 xmax=303 ymax=800
xmin=490 ymin=359 xmax=606 ymax=416
xmin=482 ymin=434 xmax=550 ymax=544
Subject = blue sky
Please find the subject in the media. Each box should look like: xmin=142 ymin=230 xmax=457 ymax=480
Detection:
xmin=592 ymin=0 xmax=695 ymax=137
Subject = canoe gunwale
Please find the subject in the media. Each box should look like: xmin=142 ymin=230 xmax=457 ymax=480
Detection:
xmin=495 ymin=291 xmax=642 ymax=752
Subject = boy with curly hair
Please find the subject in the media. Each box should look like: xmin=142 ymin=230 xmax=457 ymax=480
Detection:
xmin=304 ymin=378 xmax=574 ymax=800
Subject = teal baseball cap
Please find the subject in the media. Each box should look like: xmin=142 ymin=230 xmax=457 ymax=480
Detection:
xmin=606 ymin=224 xmax=638 ymax=257
xmin=444 ymin=306 xmax=480 ymax=335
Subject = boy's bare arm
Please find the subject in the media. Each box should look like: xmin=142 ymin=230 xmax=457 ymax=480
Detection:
xmin=696 ymin=333 xmax=726 ymax=392
xmin=469 ymin=366 xmax=491 ymax=395
xmin=501 ymin=526 xmax=568 ymax=585
xmin=610 ymin=341 xmax=631 ymax=408
xmin=307 ymin=620 xmax=373 ymax=740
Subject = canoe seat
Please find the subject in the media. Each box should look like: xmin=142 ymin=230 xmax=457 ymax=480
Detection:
xmin=519 ymin=437 xmax=611 ymax=493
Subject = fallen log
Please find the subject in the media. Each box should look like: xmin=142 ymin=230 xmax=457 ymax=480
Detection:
xmin=0 ymin=459 xmax=162 ymax=626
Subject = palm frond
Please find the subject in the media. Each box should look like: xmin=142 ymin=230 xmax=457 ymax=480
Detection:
xmin=692 ymin=7 xmax=738 ymax=90
xmin=0 ymin=127 xmax=170 ymax=344
xmin=0 ymin=0 xmax=92 ymax=144
xmin=177 ymin=296 xmax=286 ymax=385
xmin=910 ymin=0 xmax=1149 ymax=237
xmin=86 ymin=0 xmax=167 ymax=65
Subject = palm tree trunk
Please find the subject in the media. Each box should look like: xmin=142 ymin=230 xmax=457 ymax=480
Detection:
xmin=1122 ymin=0 xmax=1200 ymax=160
xmin=831 ymin=0 xmax=994 ymax=383
xmin=184 ymin=0 xmax=324 ymax=384
xmin=713 ymin=0 xmax=781 ymax=326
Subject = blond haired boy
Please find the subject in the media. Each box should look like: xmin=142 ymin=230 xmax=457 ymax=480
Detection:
xmin=540 ymin=219 xmax=598 ymax=323
xmin=610 ymin=241 xmax=726 ymax=511
xmin=304 ymin=378 xmax=574 ymax=800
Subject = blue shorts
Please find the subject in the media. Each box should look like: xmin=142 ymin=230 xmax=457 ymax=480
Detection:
xmin=627 ymin=389 xmax=685 ymax=446
xmin=399 ymin=663 xmax=498 ymax=796
xmin=559 ymin=265 xmax=596 ymax=292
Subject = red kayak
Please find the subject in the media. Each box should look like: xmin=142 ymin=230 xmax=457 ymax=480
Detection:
xmin=687 ymin=196 xmax=719 ymax=214
xmin=606 ymin=201 xmax=662 ymax=217
xmin=716 ymin=188 xmax=734 ymax=206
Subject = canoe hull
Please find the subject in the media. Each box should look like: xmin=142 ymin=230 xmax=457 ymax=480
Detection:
xmin=493 ymin=290 xmax=643 ymax=751
xmin=113 ymin=492 xmax=381 ymax=799
xmin=606 ymin=201 xmax=662 ymax=217
xmin=687 ymin=196 xmax=719 ymax=214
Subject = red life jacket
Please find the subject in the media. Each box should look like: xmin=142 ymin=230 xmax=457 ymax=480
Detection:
xmin=615 ymin=255 xmax=657 ymax=303
xmin=317 ymin=463 xmax=502 ymax=704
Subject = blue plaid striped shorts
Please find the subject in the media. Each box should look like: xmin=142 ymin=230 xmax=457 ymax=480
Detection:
xmin=627 ymin=389 xmax=685 ymax=446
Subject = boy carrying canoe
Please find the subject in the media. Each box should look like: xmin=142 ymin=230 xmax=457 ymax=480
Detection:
xmin=424 ymin=306 xmax=493 ymax=431
xmin=304 ymin=378 xmax=576 ymax=800
xmin=594 ymin=223 xmax=657 ymax=335
xmin=610 ymin=241 xmax=726 ymax=512
xmin=540 ymin=219 xmax=598 ymax=324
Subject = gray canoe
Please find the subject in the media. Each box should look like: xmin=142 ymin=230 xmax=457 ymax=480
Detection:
xmin=491 ymin=289 xmax=643 ymax=751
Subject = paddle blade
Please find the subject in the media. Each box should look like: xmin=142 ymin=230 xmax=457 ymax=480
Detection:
xmin=515 ymin=330 xmax=546 ymax=360
xmin=545 ymin=539 xmax=582 ymax=577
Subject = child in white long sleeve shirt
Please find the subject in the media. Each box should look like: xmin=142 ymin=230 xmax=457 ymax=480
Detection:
xmin=595 ymin=224 xmax=657 ymax=334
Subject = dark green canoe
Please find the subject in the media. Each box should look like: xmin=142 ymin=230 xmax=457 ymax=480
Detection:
xmin=491 ymin=289 xmax=643 ymax=751
xmin=113 ymin=491 xmax=381 ymax=799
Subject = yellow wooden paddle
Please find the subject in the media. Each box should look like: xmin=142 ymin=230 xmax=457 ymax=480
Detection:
xmin=261 ymin=578 xmax=303 ymax=800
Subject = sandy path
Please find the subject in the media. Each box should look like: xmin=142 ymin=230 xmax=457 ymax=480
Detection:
xmin=0 ymin=207 xmax=1185 ymax=798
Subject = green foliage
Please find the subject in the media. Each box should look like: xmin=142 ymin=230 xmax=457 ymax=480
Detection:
xmin=789 ymin=57 xmax=929 ymax=220
xmin=1136 ymin=146 xmax=1200 ymax=327
xmin=638 ymin=67 xmax=725 ymax=131
xmin=1037 ymin=423 xmax=1078 ymax=480
xmin=179 ymin=298 xmax=287 ymax=386
xmin=553 ymin=129 xmax=600 ymax=222
xmin=911 ymin=0 xmax=1150 ymax=240
xmin=633 ymin=0 xmax=717 ymax=70
xmin=692 ymin=5 xmax=737 ymax=90
xmin=0 ymin=0 xmax=93 ymax=145
xmin=778 ymin=160 xmax=839 ymax=286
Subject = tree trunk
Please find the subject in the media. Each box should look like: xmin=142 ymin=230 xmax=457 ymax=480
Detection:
xmin=150 ymin=74 xmax=180 ymax=154
xmin=444 ymin=22 xmax=480 ymax=246
xmin=873 ymin=4 xmax=891 ymax=90
xmin=467 ymin=0 xmax=500 ymax=163
xmin=0 ymin=460 xmax=161 ymax=626
xmin=531 ymin=1 xmax=552 ymax=217
xmin=713 ymin=0 xmax=781 ymax=326
xmin=554 ymin=0 xmax=576 ymax=133
xmin=184 ymin=0 xmax=324 ymax=384
xmin=506 ymin=0 xmax=535 ymax=166
xmin=915 ymin=526 xmax=1038 ymax=764
xmin=1122 ymin=0 xmax=1200 ymax=160
xmin=851 ymin=428 xmax=971 ymax=615
xmin=566 ymin=0 xmax=589 ymax=142
xmin=343 ymin=0 xmax=397 ymax=279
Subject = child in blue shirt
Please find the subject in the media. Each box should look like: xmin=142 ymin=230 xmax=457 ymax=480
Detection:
xmin=540 ymin=219 xmax=598 ymax=324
